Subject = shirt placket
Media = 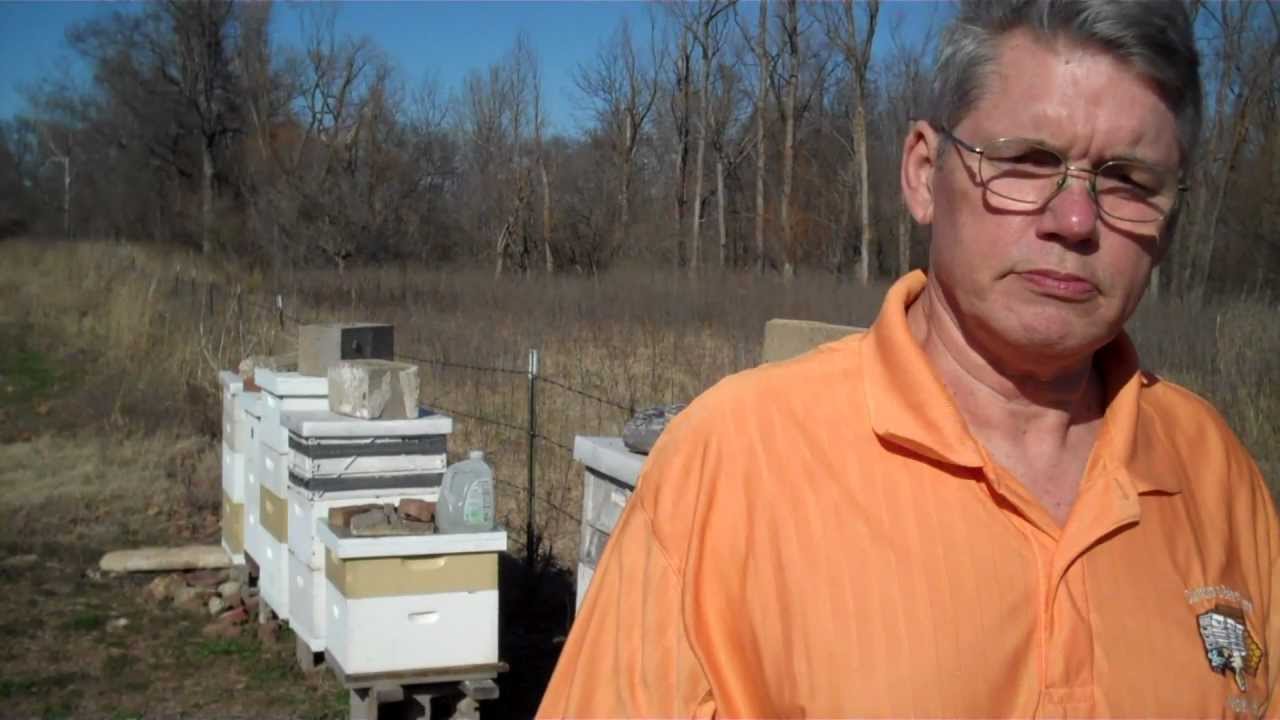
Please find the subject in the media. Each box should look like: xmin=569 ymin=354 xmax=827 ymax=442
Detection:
xmin=984 ymin=461 xmax=1141 ymax=718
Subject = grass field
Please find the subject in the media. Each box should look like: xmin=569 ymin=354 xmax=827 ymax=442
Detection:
xmin=0 ymin=237 xmax=1275 ymax=717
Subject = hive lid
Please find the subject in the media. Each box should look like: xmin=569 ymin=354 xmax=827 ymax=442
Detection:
xmin=573 ymin=436 xmax=645 ymax=487
xmin=285 ymin=408 xmax=453 ymax=438
xmin=318 ymin=521 xmax=507 ymax=559
xmin=255 ymin=368 xmax=329 ymax=398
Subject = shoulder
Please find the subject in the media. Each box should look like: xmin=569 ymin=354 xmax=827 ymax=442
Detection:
xmin=631 ymin=333 xmax=869 ymax=564
xmin=1138 ymin=373 xmax=1269 ymax=502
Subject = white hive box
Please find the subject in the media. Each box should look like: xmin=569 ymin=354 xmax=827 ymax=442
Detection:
xmin=572 ymin=436 xmax=645 ymax=612
xmin=255 ymin=369 xmax=329 ymax=454
xmin=256 ymin=443 xmax=291 ymax=620
xmin=318 ymin=522 xmax=506 ymax=676
xmin=239 ymin=393 xmax=264 ymax=566
xmin=220 ymin=373 xmax=248 ymax=565
xmin=284 ymin=410 xmax=452 ymax=490
xmin=219 ymin=371 xmax=244 ymax=450
xmin=288 ymin=486 xmax=443 ymax=653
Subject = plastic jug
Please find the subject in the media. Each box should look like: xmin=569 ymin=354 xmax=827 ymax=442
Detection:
xmin=436 ymin=450 xmax=496 ymax=533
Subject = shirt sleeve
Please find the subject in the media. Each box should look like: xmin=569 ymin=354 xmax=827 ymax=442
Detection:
xmin=535 ymin=489 xmax=714 ymax=718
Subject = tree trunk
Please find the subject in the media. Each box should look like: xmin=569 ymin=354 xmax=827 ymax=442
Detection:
xmin=855 ymin=94 xmax=872 ymax=284
xmin=754 ymin=0 xmax=768 ymax=275
xmin=620 ymin=114 xmax=634 ymax=250
xmin=201 ymin=139 xmax=214 ymax=254
xmin=780 ymin=0 xmax=798 ymax=281
xmin=540 ymin=159 xmax=553 ymax=273
xmin=717 ymin=154 xmax=728 ymax=268
xmin=691 ymin=45 xmax=711 ymax=279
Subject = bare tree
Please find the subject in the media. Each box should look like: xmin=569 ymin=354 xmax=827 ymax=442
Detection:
xmin=822 ymin=0 xmax=878 ymax=283
xmin=575 ymin=17 xmax=662 ymax=259
xmin=778 ymin=0 xmax=801 ymax=280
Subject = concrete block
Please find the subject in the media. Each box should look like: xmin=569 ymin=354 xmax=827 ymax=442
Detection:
xmin=299 ymin=323 xmax=394 ymax=378
xmin=760 ymin=318 xmax=865 ymax=364
xmin=328 ymin=360 xmax=419 ymax=420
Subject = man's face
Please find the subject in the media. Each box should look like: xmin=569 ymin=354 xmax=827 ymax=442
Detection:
xmin=917 ymin=32 xmax=1181 ymax=370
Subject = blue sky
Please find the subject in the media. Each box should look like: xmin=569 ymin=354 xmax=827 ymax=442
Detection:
xmin=0 ymin=1 xmax=944 ymax=134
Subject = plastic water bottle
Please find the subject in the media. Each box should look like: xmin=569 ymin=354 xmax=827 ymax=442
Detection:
xmin=437 ymin=450 xmax=496 ymax=533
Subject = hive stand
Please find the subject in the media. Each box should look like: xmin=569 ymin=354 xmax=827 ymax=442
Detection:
xmin=333 ymin=658 xmax=507 ymax=720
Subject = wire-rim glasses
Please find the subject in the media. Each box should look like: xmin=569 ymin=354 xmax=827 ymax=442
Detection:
xmin=933 ymin=123 xmax=1188 ymax=224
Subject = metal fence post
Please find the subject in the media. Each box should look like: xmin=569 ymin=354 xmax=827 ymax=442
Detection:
xmin=526 ymin=348 xmax=539 ymax=566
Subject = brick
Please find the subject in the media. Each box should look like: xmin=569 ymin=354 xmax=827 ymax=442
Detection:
xmin=328 ymin=360 xmax=419 ymax=419
xmin=348 ymin=506 xmax=396 ymax=535
xmin=299 ymin=323 xmax=394 ymax=378
xmin=328 ymin=504 xmax=386 ymax=530
xmin=398 ymin=498 xmax=436 ymax=523
xmin=216 ymin=606 xmax=250 ymax=626
xmin=760 ymin=319 xmax=865 ymax=364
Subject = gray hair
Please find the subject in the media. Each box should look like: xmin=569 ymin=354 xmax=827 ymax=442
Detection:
xmin=928 ymin=0 xmax=1202 ymax=168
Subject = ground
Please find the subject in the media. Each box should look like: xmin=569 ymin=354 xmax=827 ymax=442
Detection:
xmin=0 ymin=321 xmax=572 ymax=719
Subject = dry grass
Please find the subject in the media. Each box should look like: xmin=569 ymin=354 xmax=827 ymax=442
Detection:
xmin=3 ymin=237 xmax=1277 ymax=562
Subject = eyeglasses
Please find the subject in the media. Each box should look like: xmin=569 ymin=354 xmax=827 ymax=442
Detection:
xmin=933 ymin=124 xmax=1188 ymax=223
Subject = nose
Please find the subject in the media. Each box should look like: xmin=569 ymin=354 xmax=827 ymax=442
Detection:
xmin=1037 ymin=173 xmax=1099 ymax=245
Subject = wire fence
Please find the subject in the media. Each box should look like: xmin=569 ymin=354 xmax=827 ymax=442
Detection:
xmin=176 ymin=266 xmax=634 ymax=568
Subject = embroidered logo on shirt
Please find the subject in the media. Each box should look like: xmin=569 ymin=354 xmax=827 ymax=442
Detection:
xmin=1197 ymin=603 xmax=1264 ymax=692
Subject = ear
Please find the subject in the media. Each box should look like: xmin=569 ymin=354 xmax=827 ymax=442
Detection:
xmin=901 ymin=120 xmax=939 ymax=225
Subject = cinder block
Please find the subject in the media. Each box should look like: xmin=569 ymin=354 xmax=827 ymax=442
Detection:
xmin=299 ymin=323 xmax=394 ymax=378
xmin=328 ymin=360 xmax=419 ymax=420
xmin=760 ymin=318 xmax=865 ymax=364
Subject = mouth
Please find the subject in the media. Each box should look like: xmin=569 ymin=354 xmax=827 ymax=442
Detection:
xmin=1016 ymin=269 xmax=1098 ymax=300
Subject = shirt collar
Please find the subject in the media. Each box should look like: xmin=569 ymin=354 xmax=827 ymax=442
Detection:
xmin=861 ymin=270 xmax=1182 ymax=495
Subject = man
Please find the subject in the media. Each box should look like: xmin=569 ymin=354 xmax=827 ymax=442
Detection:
xmin=539 ymin=1 xmax=1278 ymax=717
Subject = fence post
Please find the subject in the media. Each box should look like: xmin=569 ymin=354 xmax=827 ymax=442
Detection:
xmin=276 ymin=293 xmax=284 ymax=330
xmin=526 ymin=349 xmax=539 ymax=567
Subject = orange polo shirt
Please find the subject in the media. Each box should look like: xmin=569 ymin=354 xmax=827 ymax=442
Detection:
xmin=538 ymin=270 xmax=1278 ymax=718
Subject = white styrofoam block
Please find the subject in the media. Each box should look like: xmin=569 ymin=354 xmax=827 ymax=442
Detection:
xmin=288 ymin=485 xmax=442 ymax=569
xmin=285 ymin=409 xmax=454 ymax=439
xmin=575 ymin=563 xmax=594 ymax=613
xmin=572 ymin=436 xmax=644 ymax=488
xmin=259 ymin=397 xmax=330 ymax=453
xmin=318 ymin=522 xmax=507 ymax=560
xmin=259 ymin=534 xmax=290 ymax=621
xmin=326 ymin=582 xmax=499 ymax=675
xmin=288 ymin=452 xmax=447 ymax=481
xmin=582 ymin=469 xmax=633 ymax=534
xmin=289 ymin=550 xmax=326 ymax=651
xmin=258 ymin=445 xmax=289 ymax=497
xmin=255 ymin=369 xmax=329 ymax=398
xmin=221 ymin=442 xmax=246 ymax=503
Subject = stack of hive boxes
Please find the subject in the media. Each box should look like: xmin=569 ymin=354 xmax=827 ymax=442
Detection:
xmin=219 ymin=371 xmax=247 ymax=564
xmin=221 ymin=322 xmax=507 ymax=679
xmin=285 ymin=407 xmax=454 ymax=658
xmin=253 ymin=368 xmax=330 ymax=621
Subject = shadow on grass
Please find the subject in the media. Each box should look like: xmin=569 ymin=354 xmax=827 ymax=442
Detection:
xmin=490 ymin=546 xmax=577 ymax=718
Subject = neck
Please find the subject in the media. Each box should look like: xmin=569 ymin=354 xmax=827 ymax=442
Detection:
xmin=907 ymin=281 xmax=1103 ymax=443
